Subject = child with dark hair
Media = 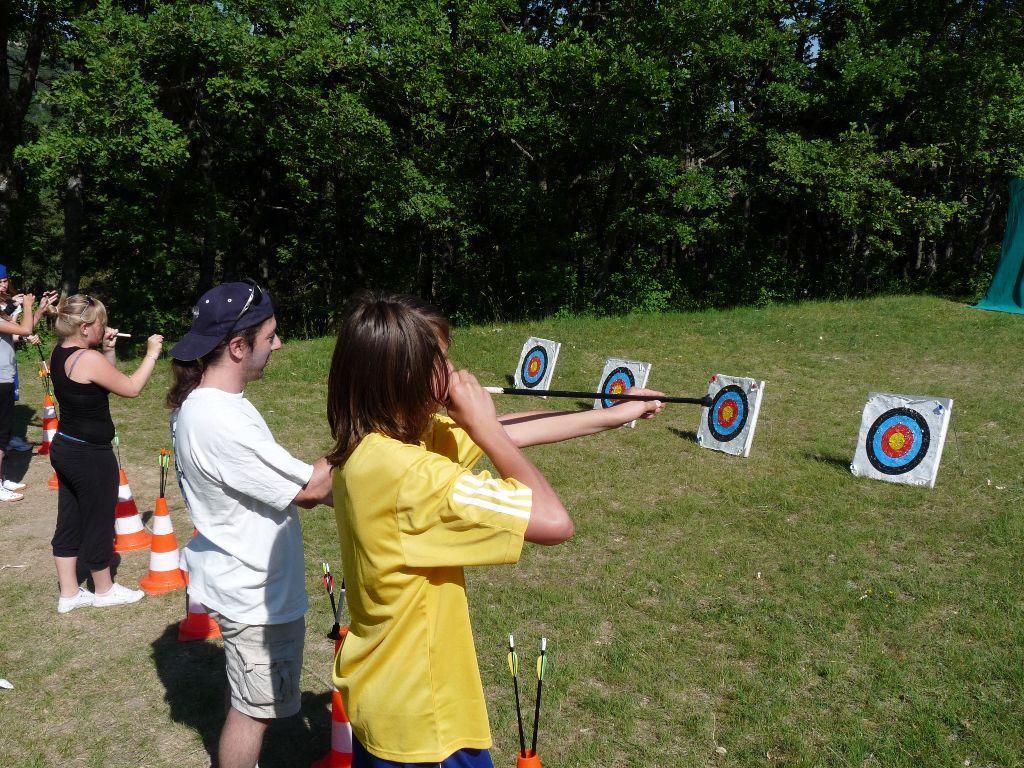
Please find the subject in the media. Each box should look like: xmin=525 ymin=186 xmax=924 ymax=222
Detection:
xmin=326 ymin=292 xmax=665 ymax=767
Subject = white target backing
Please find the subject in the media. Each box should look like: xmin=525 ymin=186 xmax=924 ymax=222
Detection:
xmin=850 ymin=392 xmax=952 ymax=488
xmin=696 ymin=374 xmax=765 ymax=457
xmin=514 ymin=337 xmax=561 ymax=391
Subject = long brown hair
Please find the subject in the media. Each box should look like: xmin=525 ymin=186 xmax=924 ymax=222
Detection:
xmin=326 ymin=292 xmax=450 ymax=466
xmin=166 ymin=324 xmax=261 ymax=409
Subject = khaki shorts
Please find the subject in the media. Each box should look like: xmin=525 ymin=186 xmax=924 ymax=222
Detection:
xmin=208 ymin=610 xmax=305 ymax=719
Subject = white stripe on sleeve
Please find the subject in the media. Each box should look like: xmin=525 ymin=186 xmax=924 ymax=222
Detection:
xmin=452 ymin=493 xmax=532 ymax=520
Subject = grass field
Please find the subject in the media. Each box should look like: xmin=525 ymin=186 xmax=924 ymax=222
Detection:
xmin=0 ymin=295 xmax=1022 ymax=768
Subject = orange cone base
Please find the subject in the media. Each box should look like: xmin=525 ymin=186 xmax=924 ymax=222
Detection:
xmin=178 ymin=612 xmax=221 ymax=642
xmin=139 ymin=568 xmax=186 ymax=596
xmin=516 ymin=751 xmax=542 ymax=768
xmin=48 ymin=472 xmax=59 ymax=490
xmin=114 ymin=529 xmax=152 ymax=554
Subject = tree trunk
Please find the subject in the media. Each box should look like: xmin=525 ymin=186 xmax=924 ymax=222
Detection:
xmin=197 ymin=140 xmax=217 ymax=294
xmin=0 ymin=154 xmax=17 ymax=247
xmin=0 ymin=2 xmax=52 ymax=250
xmin=971 ymin=188 xmax=1000 ymax=266
xmin=60 ymin=171 xmax=84 ymax=297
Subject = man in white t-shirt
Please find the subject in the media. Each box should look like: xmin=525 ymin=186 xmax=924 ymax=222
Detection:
xmin=168 ymin=281 xmax=332 ymax=768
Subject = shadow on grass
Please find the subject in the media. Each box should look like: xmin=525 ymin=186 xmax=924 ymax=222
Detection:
xmin=150 ymin=622 xmax=333 ymax=767
xmin=803 ymin=451 xmax=851 ymax=472
xmin=667 ymin=427 xmax=699 ymax=443
xmin=2 ymin=404 xmax=38 ymax=483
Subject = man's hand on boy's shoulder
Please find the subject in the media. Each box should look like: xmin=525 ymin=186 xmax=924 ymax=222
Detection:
xmin=294 ymin=457 xmax=334 ymax=509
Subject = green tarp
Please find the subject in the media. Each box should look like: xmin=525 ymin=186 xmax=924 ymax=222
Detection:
xmin=975 ymin=178 xmax=1024 ymax=314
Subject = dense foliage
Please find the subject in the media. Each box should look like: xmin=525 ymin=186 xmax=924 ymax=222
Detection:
xmin=4 ymin=1 xmax=1024 ymax=336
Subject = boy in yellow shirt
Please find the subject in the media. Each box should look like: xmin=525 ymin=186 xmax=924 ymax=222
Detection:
xmin=324 ymin=293 xmax=664 ymax=767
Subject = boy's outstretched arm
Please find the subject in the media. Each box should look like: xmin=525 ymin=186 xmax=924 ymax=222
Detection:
xmin=498 ymin=387 xmax=666 ymax=447
xmin=447 ymin=370 xmax=574 ymax=545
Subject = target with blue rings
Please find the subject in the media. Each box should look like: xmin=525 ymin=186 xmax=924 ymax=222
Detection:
xmin=600 ymin=367 xmax=636 ymax=408
xmin=866 ymin=407 xmax=930 ymax=475
xmin=520 ymin=345 xmax=549 ymax=388
xmin=707 ymin=385 xmax=748 ymax=442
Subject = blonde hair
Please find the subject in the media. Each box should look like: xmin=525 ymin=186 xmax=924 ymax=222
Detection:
xmin=55 ymin=294 xmax=108 ymax=339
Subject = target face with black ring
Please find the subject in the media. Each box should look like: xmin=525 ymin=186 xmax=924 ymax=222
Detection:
xmin=865 ymin=407 xmax=930 ymax=475
xmin=520 ymin=345 xmax=549 ymax=388
xmin=592 ymin=358 xmax=651 ymax=428
xmin=600 ymin=366 xmax=636 ymax=408
xmin=513 ymin=337 xmax=561 ymax=392
xmin=851 ymin=392 xmax=952 ymax=488
xmin=697 ymin=374 xmax=766 ymax=457
xmin=707 ymin=385 xmax=749 ymax=442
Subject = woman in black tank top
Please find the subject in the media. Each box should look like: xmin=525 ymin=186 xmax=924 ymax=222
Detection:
xmin=49 ymin=294 xmax=165 ymax=614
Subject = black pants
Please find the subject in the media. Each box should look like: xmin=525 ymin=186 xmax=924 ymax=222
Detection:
xmin=50 ymin=435 xmax=118 ymax=571
xmin=0 ymin=381 xmax=14 ymax=453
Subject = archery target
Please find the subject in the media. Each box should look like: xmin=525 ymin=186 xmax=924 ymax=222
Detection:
xmin=697 ymin=374 xmax=765 ymax=457
xmin=513 ymin=337 xmax=561 ymax=391
xmin=592 ymin=358 xmax=651 ymax=428
xmin=851 ymin=393 xmax=952 ymax=488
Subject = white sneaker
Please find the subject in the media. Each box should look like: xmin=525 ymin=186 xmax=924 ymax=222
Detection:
xmin=0 ymin=487 xmax=23 ymax=502
xmin=5 ymin=436 xmax=31 ymax=452
xmin=93 ymin=583 xmax=144 ymax=608
xmin=58 ymin=588 xmax=95 ymax=614
xmin=2 ymin=479 xmax=26 ymax=492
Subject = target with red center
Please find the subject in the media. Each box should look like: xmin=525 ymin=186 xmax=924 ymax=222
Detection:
xmin=513 ymin=337 xmax=561 ymax=391
xmin=592 ymin=358 xmax=652 ymax=428
xmin=520 ymin=345 xmax=549 ymax=388
xmin=851 ymin=393 xmax=952 ymax=488
xmin=866 ymin=407 xmax=930 ymax=475
xmin=697 ymin=374 xmax=766 ymax=457
xmin=600 ymin=367 xmax=636 ymax=409
xmin=707 ymin=385 xmax=748 ymax=442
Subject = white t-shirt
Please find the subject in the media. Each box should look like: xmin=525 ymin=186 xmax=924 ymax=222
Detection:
xmin=172 ymin=387 xmax=313 ymax=625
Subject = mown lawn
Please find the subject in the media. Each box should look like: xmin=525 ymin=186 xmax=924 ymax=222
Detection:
xmin=1 ymin=295 xmax=1021 ymax=768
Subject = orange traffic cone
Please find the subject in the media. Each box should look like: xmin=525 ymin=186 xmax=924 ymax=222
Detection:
xmin=114 ymin=469 xmax=151 ymax=553
xmin=139 ymin=497 xmax=186 ymax=595
xmin=516 ymin=752 xmax=542 ymax=767
xmin=48 ymin=471 xmax=59 ymax=490
xmin=178 ymin=588 xmax=221 ymax=641
xmin=37 ymin=393 xmax=58 ymax=455
xmin=312 ymin=688 xmax=353 ymax=768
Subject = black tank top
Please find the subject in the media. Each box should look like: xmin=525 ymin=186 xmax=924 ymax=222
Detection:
xmin=50 ymin=346 xmax=115 ymax=444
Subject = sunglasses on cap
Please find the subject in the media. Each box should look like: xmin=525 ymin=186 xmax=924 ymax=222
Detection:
xmin=223 ymin=279 xmax=265 ymax=341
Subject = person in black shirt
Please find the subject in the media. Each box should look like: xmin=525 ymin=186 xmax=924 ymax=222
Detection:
xmin=49 ymin=294 xmax=164 ymax=614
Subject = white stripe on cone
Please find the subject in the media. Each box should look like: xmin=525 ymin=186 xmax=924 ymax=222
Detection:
xmin=151 ymin=514 xmax=174 ymax=536
xmin=118 ymin=484 xmax=132 ymax=502
xmin=44 ymin=427 xmax=57 ymax=441
xmin=331 ymin=721 xmax=353 ymax=753
xmin=186 ymin=593 xmax=206 ymax=614
xmin=115 ymin=515 xmax=145 ymax=535
xmin=148 ymin=549 xmax=181 ymax=572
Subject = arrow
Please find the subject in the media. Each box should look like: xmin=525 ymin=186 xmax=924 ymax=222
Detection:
xmin=531 ymin=637 xmax=547 ymax=754
xmin=322 ymin=562 xmax=341 ymax=640
xmin=158 ymin=449 xmax=170 ymax=498
xmin=34 ymin=342 xmax=51 ymax=395
xmin=507 ymin=634 xmax=527 ymax=756
xmin=485 ymin=387 xmax=710 ymax=406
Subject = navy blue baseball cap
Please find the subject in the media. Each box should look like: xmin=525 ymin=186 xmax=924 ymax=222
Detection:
xmin=170 ymin=280 xmax=275 ymax=361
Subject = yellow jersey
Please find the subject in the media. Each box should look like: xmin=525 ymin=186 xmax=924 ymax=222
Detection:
xmin=332 ymin=415 xmax=531 ymax=762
